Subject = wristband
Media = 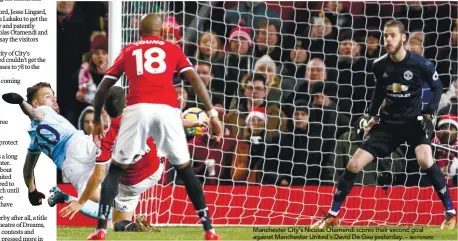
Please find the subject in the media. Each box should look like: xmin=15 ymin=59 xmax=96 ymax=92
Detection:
xmin=208 ymin=108 xmax=218 ymax=118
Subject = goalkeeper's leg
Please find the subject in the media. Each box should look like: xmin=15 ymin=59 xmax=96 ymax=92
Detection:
xmin=415 ymin=144 xmax=456 ymax=229
xmin=311 ymin=148 xmax=374 ymax=229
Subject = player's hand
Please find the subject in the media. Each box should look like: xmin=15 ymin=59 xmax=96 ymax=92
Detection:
xmin=92 ymin=122 xmax=104 ymax=148
xmin=209 ymin=116 xmax=223 ymax=143
xmin=2 ymin=93 xmax=24 ymax=104
xmin=364 ymin=116 xmax=380 ymax=136
xmin=60 ymin=200 xmax=83 ymax=220
xmin=421 ymin=115 xmax=434 ymax=139
xmin=28 ymin=190 xmax=45 ymax=206
xmin=195 ymin=118 xmax=209 ymax=128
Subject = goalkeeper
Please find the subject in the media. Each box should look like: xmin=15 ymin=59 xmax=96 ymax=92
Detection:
xmin=312 ymin=20 xmax=456 ymax=230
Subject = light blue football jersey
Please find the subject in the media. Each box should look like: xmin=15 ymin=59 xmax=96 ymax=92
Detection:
xmin=27 ymin=105 xmax=79 ymax=169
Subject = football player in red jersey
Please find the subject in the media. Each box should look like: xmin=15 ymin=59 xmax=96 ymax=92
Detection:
xmin=59 ymin=87 xmax=209 ymax=232
xmin=87 ymin=13 xmax=222 ymax=240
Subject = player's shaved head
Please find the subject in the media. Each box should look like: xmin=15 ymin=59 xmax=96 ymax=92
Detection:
xmin=139 ymin=13 xmax=163 ymax=37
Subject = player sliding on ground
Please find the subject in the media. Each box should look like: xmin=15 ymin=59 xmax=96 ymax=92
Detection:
xmin=86 ymin=13 xmax=223 ymax=240
xmin=1 ymin=84 xmax=106 ymax=217
xmin=55 ymin=86 xmax=209 ymax=232
xmin=312 ymin=20 xmax=456 ymax=230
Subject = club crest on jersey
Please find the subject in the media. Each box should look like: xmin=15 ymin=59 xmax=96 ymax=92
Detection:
xmin=96 ymin=148 xmax=102 ymax=157
xmin=403 ymin=70 xmax=413 ymax=80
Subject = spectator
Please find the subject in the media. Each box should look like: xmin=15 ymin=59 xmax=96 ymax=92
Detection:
xmin=334 ymin=31 xmax=375 ymax=124
xmin=77 ymin=106 xmax=110 ymax=135
xmin=224 ymin=26 xmax=255 ymax=109
xmin=310 ymin=81 xmax=350 ymax=139
xmin=254 ymin=21 xmax=284 ymax=64
xmin=323 ymin=116 xmax=406 ymax=185
xmin=75 ymin=34 xmax=108 ymax=105
xmin=175 ymin=83 xmax=189 ymax=111
xmin=365 ymin=29 xmax=384 ymax=60
xmin=283 ymin=58 xmax=329 ymax=117
xmin=187 ymin=62 xmax=224 ymax=109
xmin=226 ymin=73 xmax=287 ymax=140
xmin=438 ymin=80 xmax=458 ymax=115
xmin=162 ymin=16 xmax=182 ymax=46
xmin=300 ymin=15 xmax=338 ymax=67
xmin=78 ymin=106 xmax=94 ymax=135
xmin=432 ymin=114 xmax=458 ymax=187
xmin=224 ymin=2 xmax=281 ymax=31
xmin=266 ymin=105 xmax=311 ymax=185
xmin=57 ymin=1 xmax=95 ymax=126
xmin=436 ymin=19 xmax=458 ymax=89
xmin=322 ymin=1 xmax=353 ymax=34
xmin=253 ymin=55 xmax=284 ymax=106
xmin=190 ymin=31 xmax=225 ymax=79
xmin=231 ymin=107 xmax=282 ymax=183
xmin=282 ymin=38 xmax=309 ymax=79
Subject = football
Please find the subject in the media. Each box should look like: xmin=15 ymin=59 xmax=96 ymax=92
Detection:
xmin=182 ymin=107 xmax=208 ymax=136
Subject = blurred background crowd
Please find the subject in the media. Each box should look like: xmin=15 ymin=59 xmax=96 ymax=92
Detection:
xmin=56 ymin=1 xmax=458 ymax=188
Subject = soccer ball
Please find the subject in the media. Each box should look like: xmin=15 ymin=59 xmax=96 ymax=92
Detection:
xmin=183 ymin=107 xmax=208 ymax=136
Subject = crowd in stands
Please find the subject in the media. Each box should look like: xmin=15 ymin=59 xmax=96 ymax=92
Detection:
xmin=56 ymin=1 xmax=458 ymax=187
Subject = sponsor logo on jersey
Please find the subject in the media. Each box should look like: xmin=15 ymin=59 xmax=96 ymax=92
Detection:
xmin=386 ymin=83 xmax=409 ymax=93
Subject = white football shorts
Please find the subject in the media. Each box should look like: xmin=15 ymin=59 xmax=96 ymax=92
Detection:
xmin=112 ymin=103 xmax=190 ymax=166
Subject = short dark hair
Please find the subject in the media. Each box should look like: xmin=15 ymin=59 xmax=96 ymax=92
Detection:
xmin=104 ymin=86 xmax=126 ymax=118
xmin=251 ymin=73 xmax=267 ymax=84
xmin=384 ymin=20 xmax=406 ymax=34
xmin=26 ymin=82 xmax=52 ymax=104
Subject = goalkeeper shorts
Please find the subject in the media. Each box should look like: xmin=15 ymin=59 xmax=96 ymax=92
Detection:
xmin=360 ymin=118 xmax=431 ymax=159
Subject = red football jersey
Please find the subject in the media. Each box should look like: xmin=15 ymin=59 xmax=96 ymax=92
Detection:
xmin=105 ymin=35 xmax=193 ymax=108
xmin=96 ymin=116 xmax=161 ymax=186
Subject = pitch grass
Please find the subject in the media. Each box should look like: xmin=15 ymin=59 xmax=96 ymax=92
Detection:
xmin=58 ymin=226 xmax=458 ymax=240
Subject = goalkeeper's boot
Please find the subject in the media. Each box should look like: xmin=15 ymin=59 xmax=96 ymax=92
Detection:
xmin=134 ymin=215 xmax=152 ymax=232
xmin=311 ymin=213 xmax=340 ymax=229
xmin=47 ymin=186 xmax=66 ymax=207
xmin=86 ymin=229 xmax=107 ymax=240
xmin=204 ymin=229 xmax=222 ymax=240
xmin=440 ymin=211 xmax=457 ymax=229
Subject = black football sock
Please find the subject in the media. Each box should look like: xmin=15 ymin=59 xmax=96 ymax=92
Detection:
xmin=114 ymin=220 xmax=138 ymax=232
xmin=426 ymin=163 xmax=454 ymax=212
xmin=175 ymin=164 xmax=213 ymax=232
xmin=329 ymin=169 xmax=357 ymax=216
xmin=97 ymin=163 xmax=125 ymax=230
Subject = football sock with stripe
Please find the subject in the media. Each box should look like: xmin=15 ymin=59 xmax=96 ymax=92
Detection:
xmin=426 ymin=163 xmax=455 ymax=213
xmin=97 ymin=163 xmax=125 ymax=230
xmin=175 ymin=163 xmax=213 ymax=232
xmin=329 ymin=169 xmax=357 ymax=216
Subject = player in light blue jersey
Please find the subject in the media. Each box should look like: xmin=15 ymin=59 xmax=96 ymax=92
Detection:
xmin=2 ymin=82 xmax=102 ymax=208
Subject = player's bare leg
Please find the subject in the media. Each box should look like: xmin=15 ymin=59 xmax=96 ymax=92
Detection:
xmin=311 ymin=148 xmax=374 ymax=229
xmin=87 ymin=161 xmax=127 ymax=240
xmin=415 ymin=144 xmax=456 ymax=229
xmin=175 ymin=161 xmax=221 ymax=240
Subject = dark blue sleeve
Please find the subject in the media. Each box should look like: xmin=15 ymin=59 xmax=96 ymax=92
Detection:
xmin=367 ymin=61 xmax=385 ymax=116
xmin=423 ymin=60 xmax=443 ymax=114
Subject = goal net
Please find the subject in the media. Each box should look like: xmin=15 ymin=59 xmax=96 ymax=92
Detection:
xmin=112 ymin=1 xmax=458 ymax=226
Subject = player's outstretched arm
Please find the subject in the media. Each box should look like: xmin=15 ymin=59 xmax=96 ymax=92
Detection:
xmin=23 ymin=152 xmax=45 ymax=206
xmin=60 ymin=163 xmax=107 ymax=219
xmin=92 ymin=77 xmax=118 ymax=138
xmin=2 ymin=93 xmax=44 ymax=121
xmin=182 ymin=70 xmax=222 ymax=141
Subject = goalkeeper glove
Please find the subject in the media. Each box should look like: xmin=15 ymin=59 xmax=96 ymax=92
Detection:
xmin=420 ymin=114 xmax=435 ymax=140
xmin=2 ymin=93 xmax=24 ymax=104
xmin=28 ymin=190 xmax=45 ymax=206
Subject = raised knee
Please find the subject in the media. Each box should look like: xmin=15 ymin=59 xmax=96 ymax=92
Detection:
xmin=346 ymin=161 xmax=361 ymax=173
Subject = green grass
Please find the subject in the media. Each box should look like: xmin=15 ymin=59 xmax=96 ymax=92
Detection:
xmin=58 ymin=226 xmax=458 ymax=240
